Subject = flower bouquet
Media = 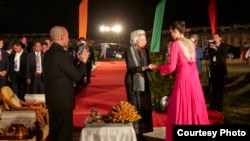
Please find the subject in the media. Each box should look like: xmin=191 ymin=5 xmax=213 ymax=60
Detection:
xmin=107 ymin=101 xmax=141 ymax=123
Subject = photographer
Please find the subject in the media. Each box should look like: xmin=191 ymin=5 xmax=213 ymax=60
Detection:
xmin=207 ymin=32 xmax=228 ymax=111
xmin=74 ymin=37 xmax=86 ymax=86
xmin=75 ymin=37 xmax=95 ymax=85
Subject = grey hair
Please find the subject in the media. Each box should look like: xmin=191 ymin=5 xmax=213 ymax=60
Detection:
xmin=130 ymin=29 xmax=146 ymax=45
xmin=190 ymin=34 xmax=199 ymax=41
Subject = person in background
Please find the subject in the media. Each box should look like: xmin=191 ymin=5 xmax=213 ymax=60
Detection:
xmin=26 ymin=40 xmax=44 ymax=94
xmin=245 ymin=47 xmax=250 ymax=66
xmin=44 ymin=37 xmax=52 ymax=49
xmin=0 ymin=37 xmax=10 ymax=88
xmin=190 ymin=34 xmax=203 ymax=78
xmin=20 ymin=35 xmax=32 ymax=52
xmin=208 ymin=32 xmax=229 ymax=111
xmin=9 ymin=40 xmax=28 ymax=101
xmin=5 ymin=43 xmax=13 ymax=56
xmin=74 ymin=37 xmax=95 ymax=85
xmin=5 ymin=43 xmax=13 ymax=87
xmin=44 ymin=26 xmax=89 ymax=141
xmin=150 ymin=21 xmax=209 ymax=141
xmin=74 ymin=37 xmax=87 ymax=86
xmin=85 ymin=39 xmax=95 ymax=84
xmin=99 ymin=42 xmax=110 ymax=60
xmin=164 ymin=39 xmax=173 ymax=61
xmin=124 ymin=29 xmax=153 ymax=141
xmin=41 ymin=41 xmax=49 ymax=53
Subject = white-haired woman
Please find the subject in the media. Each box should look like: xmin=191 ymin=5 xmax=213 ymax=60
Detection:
xmin=124 ymin=29 xmax=153 ymax=141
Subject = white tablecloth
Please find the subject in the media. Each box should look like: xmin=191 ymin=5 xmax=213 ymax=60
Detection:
xmin=79 ymin=123 xmax=137 ymax=141
xmin=24 ymin=94 xmax=45 ymax=102
xmin=0 ymin=111 xmax=36 ymax=128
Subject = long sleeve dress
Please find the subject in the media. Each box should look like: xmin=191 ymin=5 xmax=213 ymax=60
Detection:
xmin=157 ymin=41 xmax=210 ymax=141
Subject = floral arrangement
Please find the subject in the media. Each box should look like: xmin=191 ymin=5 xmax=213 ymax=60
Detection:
xmin=107 ymin=101 xmax=141 ymax=123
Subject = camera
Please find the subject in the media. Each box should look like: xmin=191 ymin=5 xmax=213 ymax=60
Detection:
xmin=201 ymin=40 xmax=214 ymax=60
xmin=208 ymin=40 xmax=215 ymax=44
xmin=202 ymin=40 xmax=214 ymax=50
xmin=79 ymin=44 xmax=84 ymax=54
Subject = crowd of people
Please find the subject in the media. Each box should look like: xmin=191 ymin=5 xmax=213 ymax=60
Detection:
xmin=0 ymin=20 xmax=234 ymax=141
xmin=0 ymin=36 xmax=51 ymax=100
xmin=0 ymin=35 xmax=95 ymax=94
xmin=0 ymin=26 xmax=95 ymax=141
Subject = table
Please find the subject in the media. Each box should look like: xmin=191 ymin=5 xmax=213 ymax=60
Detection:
xmin=0 ymin=134 xmax=36 ymax=141
xmin=24 ymin=94 xmax=45 ymax=102
xmin=80 ymin=122 xmax=137 ymax=141
xmin=0 ymin=111 xmax=36 ymax=129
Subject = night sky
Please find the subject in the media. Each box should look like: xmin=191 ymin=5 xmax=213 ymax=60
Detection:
xmin=0 ymin=0 xmax=250 ymax=39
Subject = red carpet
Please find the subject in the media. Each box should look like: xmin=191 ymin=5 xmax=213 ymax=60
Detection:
xmin=73 ymin=60 xmax=224 ymax=130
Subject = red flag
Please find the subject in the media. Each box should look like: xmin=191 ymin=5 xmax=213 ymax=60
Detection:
xmin=79 ymin=0 xmax=88 ymax=38
xmin=208 ymin=0 xmax=217 ymax=34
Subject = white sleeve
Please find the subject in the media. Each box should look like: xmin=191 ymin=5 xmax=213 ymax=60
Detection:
xmin=246 ymin=49 xmax=250 ymax=59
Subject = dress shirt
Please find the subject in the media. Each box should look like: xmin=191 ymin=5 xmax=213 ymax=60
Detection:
xmin=14 ymin=50 xmax=23 ymax=72
xmin=35 ymin=51 xmax=42 ymax=73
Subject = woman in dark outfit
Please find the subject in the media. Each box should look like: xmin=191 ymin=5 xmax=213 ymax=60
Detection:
xmin=124 ymin=29 xmax=153 ymax=141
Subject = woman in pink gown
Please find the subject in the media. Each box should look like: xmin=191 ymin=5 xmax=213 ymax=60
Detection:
xmin=152 ymin=21 xmax=210 ymax=141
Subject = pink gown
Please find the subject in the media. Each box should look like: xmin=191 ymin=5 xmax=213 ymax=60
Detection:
xmin=157 ymin=41 xmax=210 ymax=141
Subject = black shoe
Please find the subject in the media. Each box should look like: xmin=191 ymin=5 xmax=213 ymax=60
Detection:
xmin=136 ymin=134 xmax=147 ymax=141
xmin=141 ymin=136 xmax=147 ymax=141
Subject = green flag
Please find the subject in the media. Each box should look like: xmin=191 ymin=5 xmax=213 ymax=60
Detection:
xmin=150 ymin=0 xmax=166 ymax=53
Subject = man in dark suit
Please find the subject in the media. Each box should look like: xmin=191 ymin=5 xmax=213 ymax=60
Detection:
xmin=208 ymin=32 xmax=229 ymax=111
xmin=0 ymin=37 xmax=9 ymax=88
xmin=86 ymin=43 xmax=95 ymax=84
xmin=83 ymin=39 xmax=95 ymax=84
xmin=9 ymin=40 xmax=28 ymax=101
xmin=74 ymin=38 xmax=95 ymax=85
xmin=26 ymin=40 xmax=44 ymax=94
xmin=44 ymin=26 xmax=89 ymax=141
xmin=74 ymin=37 xmax=86 ymax=86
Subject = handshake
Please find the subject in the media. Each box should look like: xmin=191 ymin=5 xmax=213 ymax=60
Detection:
xmin=143 ymin=64 xmax=157 ymax=71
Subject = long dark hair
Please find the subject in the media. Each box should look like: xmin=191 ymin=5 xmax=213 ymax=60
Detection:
xmin=170 ymin=21 xmax=186 ymax=34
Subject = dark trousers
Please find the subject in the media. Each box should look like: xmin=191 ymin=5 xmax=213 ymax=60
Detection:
xmin=125 ymin=83 xmax=153 ymax=134
xmin=11 ymin=72 xmax=27 ymax=101
xmin=86 ymin=62 xmax=93 ymax=83
xmin=47 ymin=110 xmax=73 ymax=141
xmin=0 ymin=76 xmax=7 ymax=89
xmin=210 ymin=67 xmax=226 ymax=111
xmin=30 ymin=75 xmax=44 ymax=94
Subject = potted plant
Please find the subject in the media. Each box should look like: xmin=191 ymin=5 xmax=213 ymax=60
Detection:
xmin=150 ymin=57 xmax=175 ymax=112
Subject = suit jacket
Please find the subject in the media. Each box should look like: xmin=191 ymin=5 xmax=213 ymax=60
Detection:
xmin=9 ymin=51 xmax=28 ymax=80
xmin=0 ymin=49 xmax=10 ymax=73
xmin=87 ymin=46 xmax=95 ymax=64
xmin=0 ymin=49 xmax=10 ymax=87
xmin=208 ymin=43 xmax=228 ymax=75
xmin=43 ymin=43 xmax=86 ymax=110
xmin=26 ymin=51 xmax=44 ymax=79
xmin=124 ymin=47 xmax=152 ymax=84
